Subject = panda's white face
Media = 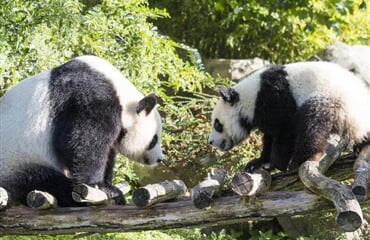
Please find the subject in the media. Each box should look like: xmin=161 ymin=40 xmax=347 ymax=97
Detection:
xmin=208 ymin=86 xmax=253 ymax=151
xmin=116 ymin=94 xmax=163 ymax=165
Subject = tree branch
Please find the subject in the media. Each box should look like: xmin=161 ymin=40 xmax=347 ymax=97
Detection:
xmin=298 ymin=135 xmax=363 ymax=232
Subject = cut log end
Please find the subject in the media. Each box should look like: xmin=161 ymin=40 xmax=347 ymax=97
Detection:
xmin=337 ymin=210 xmax=363 ymax=232
xmin=231 ymin=169 xmax=271 ymax=197
xmin=0 ymin=187 xmax=9 ymax=210
xmin=26 ymin=190 xmax=57 ymax=210
xmin=193 ymin=192 xmax=212 ymax=210
xmin=132 ymin=188 xmax=150 ymax=208
xmin=191 ymin=169 xmax=226 ymax=209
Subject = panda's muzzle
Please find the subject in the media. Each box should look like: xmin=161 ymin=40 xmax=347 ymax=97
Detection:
xmin=220 ymin=139 xmax=226 ymax=150
xmin=209 ymin=138 xmax=233 ymax=151
xmin=143 ymin=157 xmax=163 ymax=165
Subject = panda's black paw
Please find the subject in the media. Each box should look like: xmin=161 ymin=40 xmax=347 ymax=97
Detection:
xmin=98 ymin=183 xmax=126 ymax=205
xmin=245 ymin=158 xmax=273 ymax=173
xmin=244 ymin=158 xmax=263 ymax=173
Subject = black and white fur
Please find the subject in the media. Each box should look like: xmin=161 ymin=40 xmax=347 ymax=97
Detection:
xmin=209 ymin=61 xmax=370 ymax=172
xmin=0 ymin=55 xmax=163 ymax=207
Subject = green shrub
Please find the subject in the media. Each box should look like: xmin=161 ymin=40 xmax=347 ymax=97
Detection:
xmin=149 ymin=0 xmax=370 ymax=63
xmin=0 ymin=0 xmax=213 ymax=96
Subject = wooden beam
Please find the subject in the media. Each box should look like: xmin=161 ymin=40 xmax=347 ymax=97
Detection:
xmin=1 ymin=191 xmax=369 ymax=236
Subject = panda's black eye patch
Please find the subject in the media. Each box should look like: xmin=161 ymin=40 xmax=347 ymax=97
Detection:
xmin=214 ymin=118 xmax=223 ymax=133
xmin=148 ymin=134 xmax=158 ymax=150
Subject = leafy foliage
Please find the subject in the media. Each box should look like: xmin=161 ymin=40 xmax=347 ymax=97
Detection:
xmin=0 ymin=0 xmax=213 ymax=96
xmin=149 ymin=0 xmax=370 ymax=62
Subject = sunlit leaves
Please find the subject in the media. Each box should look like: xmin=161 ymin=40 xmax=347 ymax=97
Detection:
xmin=150 ymin=0 xmax=369 ymax=63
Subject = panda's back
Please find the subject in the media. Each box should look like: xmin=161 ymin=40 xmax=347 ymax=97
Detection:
xmin=0 ymin=55 xmax=143 ymax=176
xmin=0 ymin=70 xmax=57 ymax=174
xmin=285 ymin=61 xmax=370 ymax=141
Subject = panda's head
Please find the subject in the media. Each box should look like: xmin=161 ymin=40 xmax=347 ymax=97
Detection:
xmin=116 ymin=94 xmax=163 ymax=165
xmin=208 ymin=85 xmax=254 ymax=151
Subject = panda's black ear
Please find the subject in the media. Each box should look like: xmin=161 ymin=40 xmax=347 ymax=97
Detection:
xmin=136 ymin=93 xmax=157 ymax=116
xmin=219 ymin=85 xmax=239 ymax=105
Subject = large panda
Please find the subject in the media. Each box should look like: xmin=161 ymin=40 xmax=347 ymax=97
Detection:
xmin=0 ymin=55 xmax=163 ymax=207
xmin=208 ymin=61 xmax=370 ymax=174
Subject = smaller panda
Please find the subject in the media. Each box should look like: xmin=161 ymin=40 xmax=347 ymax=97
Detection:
xmin=313 ymin=43 xmax=370 ymax=85
xmin=208 ymin=61 xmax=370 ymax=174
xmin=0 ymin=55 xmax=163 ymax=207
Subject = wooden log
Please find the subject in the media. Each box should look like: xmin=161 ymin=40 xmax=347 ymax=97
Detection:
xmin=72 ymin=181 xmax=131 ymax=205
xmin=0 ymin=191 xmax=369 ymax=236
xmin=231 ymin=169 xmax=271 ymax=199
xmin=0 ymin=187 xmax=8 ymax=210
xmin=352 ymin=145 xmax=370 ymax=202
xmin=26 ymin=190 xmax=57 ymax=210
xmin=298 ymin=135 xmax=363 ymax=232
xmin=191 ymin=169 xmax=226 ymax=209
xmin=72 ymin=184 xmax=108 ymax=205
xmin=132 ymin=180 xmax=188 ymax=208
xmin=115 ymin=180 xmax=131 ymax=195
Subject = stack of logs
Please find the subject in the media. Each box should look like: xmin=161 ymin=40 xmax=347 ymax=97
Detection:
xmin=0 ymin=134 xmax=368 ymax=234
xmin=0 ymin=168 xmax=268 ymax=211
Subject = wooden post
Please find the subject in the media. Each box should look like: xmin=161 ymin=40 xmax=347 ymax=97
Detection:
xmin=298 ymin=135 xmax=363 ymax=232
xmin=0 ymin=187 xmax=8 ymax=210
xmin=132 ymin=180 xmax=188 ymax=208
xmin=352 ymin=145 xmax=370 ymax=202
xmin=191 ymin=169 xmax=226 ymax=209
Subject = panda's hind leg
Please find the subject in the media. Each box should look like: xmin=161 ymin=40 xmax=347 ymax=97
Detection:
xmin=352 ymin=140 xmax=370 ymax=201
xmin=290 ymin=96 xmax=337 ymax=170
xmin=1 ymin=163 xmax=85 ymax=207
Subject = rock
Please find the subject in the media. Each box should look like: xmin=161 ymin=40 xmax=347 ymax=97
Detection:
xmin=311 ymin=42 xmax=370 ymax=85
xmin=203 ymin=58 xmax=270 ymax=80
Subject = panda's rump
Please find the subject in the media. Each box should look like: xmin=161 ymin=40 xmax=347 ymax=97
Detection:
xmin=286 ymin=62 xmax=370 ymax=142
xmin=0 ymin=71 xmax=59 ymax=171
xmin=0 ymin=163 xmax=83 ymax=207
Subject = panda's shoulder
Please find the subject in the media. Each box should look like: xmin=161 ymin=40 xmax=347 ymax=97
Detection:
xmin=51 ymin=55 xmax=120 ymax=82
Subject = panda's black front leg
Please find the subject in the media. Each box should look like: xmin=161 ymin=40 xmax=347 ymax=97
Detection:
xmin=270 ymin=132 xmax=295 ymax=171
xmin=98 ymin=149 xmax=126 ymax=205
xmin=245 ymin=134 xmax=273 ymax=172
xmin=96 ymin=182 xmax=126 ymax=205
